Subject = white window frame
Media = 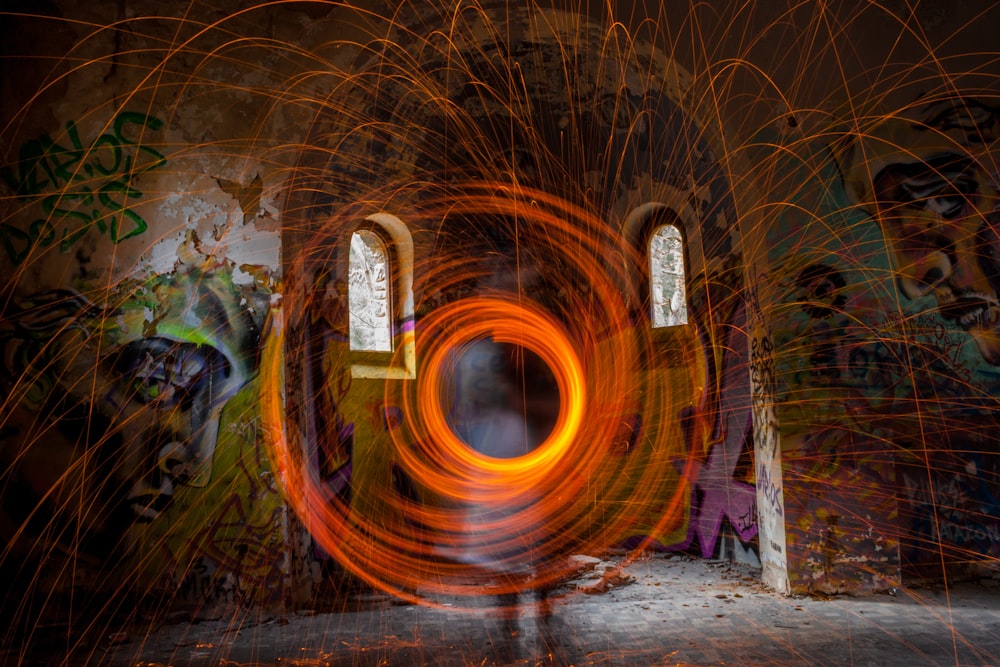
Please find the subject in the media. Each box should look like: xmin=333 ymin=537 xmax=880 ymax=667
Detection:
xmin=345 ymin=213 xmax=416 ymax=379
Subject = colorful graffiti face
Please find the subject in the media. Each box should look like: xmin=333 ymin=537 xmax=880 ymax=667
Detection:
xmin=873 ymin=154 xmax=1000 ymax=363
xmin=838 ymin=103 xmax=1000 ymax=366
xmin=0 ymin=269 xmax=259 ymax=554
xmin=108 ymin=270 xmax=261 ymax=517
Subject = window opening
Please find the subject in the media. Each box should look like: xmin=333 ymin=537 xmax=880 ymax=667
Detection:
xmin=649 ymin=223 xmax=688 ymax=327
xmin=349 ymin=229 xmax=392 ymax=351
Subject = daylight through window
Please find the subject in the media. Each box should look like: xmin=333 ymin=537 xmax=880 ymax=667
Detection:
xmin=649 ymin=224 xmax=688 ymax=327
xmin=349 ymin=229 xmax=392 ymax=351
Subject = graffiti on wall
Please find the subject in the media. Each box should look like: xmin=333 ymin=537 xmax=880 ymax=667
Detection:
xmin=0 ymin=111 xmax=166 ymax=263
xmin=902 ymin=459 xmax=1000 ymax=562
xmin=144 ymin=377 xmax=289 ymax=609
xmin=680 ymin=270 xmax=759 ymax=561
xmin=0 ymin=249 xmax=286 ymax=609
xmin=835 ymin=98 xmax=1000 ymax=385
xmin=761 ymin=97 xmax=1000 ymax=587
xmin=832 ymin=98 xmax=1000 ymax=569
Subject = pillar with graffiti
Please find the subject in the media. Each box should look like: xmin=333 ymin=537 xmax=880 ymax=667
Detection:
xmin=751 ymin=96 xmax=1000 ymax=593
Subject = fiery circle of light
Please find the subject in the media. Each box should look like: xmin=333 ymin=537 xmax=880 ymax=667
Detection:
xmin=255 ymin=0 xmax=714 ymax=606
xmin=397 ymin=295 xmax=585 ymax=503
xmin=262 ymin=181 xmax=701 ymax=607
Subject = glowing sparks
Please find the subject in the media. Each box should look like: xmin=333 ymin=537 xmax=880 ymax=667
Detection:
xmin=264 ymin=181 xmax=697 ymax=604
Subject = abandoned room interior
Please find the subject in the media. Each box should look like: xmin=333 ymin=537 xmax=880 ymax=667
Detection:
xmin=3 ymin=1 xmax=1000 ymax=665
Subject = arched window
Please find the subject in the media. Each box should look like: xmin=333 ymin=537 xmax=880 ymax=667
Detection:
xmin=349 ymin=229 xmax=392 ymax=352
xmin=345 ymin=213 xmax=416 ymax=379
xmin=649 ymin=223 xmax=688 ymax=327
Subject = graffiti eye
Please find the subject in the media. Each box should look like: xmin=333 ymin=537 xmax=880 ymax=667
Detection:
xmin=924 ymin=194 xmax=965 ymax=219
xmin=880 ymin=157 xmax=978 ymax=222
xmin=114 ymin=338 xmax=224 ymax=408
xmin=130 ymin=349 xmax=207 ymax=406
xmin=130 ymin=361 xmax=200 ymax=405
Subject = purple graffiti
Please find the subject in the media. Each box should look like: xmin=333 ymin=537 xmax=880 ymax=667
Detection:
xmin=689 ymin=301 xmax=758 ymax=558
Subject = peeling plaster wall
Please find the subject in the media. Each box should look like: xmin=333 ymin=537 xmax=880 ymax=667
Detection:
xmin=0 ymin=0 xmax=375 ymax=616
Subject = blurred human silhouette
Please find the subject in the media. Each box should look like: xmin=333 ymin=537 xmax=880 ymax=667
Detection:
xmin=431 ymin=223 xmax=561 ymax=623
xmin=445 ymin=334 xmax=556 ymax=627
xmin=449 ymin=341 xmax=535 ymax=556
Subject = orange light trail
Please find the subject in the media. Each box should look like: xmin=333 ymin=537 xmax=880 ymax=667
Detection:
xmin=399 ymin=295 xmax=585 ymax=499
xmin=262 ymin=181 xmax=698 ymax=606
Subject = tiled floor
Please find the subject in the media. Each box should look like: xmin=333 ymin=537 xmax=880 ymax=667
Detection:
xmin=17 ymin=554 xmax=1000 ymax=666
